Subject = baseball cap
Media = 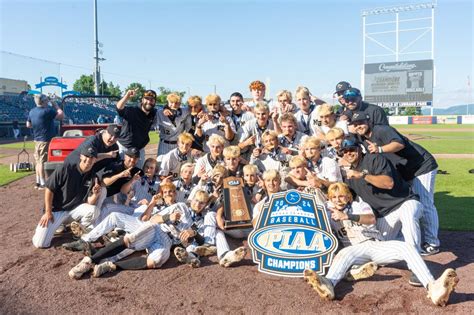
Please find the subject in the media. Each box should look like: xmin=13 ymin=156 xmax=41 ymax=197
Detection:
xmin=143 ymin=90 xmax=157 ymax=98
xmin=317 ymin=103 xmax=334 ymax=116
xmin=348 ymin=112 xmax=370 ymax=125
xmin=335 ymin=81 xmax=352 ymax=95
xmin=80 ymin=146 xmax=98 ymax=158
xmin=34 ymin=94 xmax=49 ymax=106
xmin=106 ymin=124 xmax=121 ymax=137
xmin=340 ymin=138 xmax=360 ymax=152
xmin=124 ymin=147 xmax=140 ymax=158
xmin=342 ymin=88 xmax=362 ymax=102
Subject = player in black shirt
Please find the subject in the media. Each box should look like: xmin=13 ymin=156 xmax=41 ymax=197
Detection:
xmin=116 ymin=89 xmax=158 ymax=168
xmin=341 ymin=88 xmax=389 ymax=129
xmin=32 ymin=146 xmax=103 ymax=248
xmin=350 ymin=115 xmax=440 ymax=255
xmin=340 ymin=139 xmax=423 ymax=252
xmin=65 ymin=124 xmax=121 ymax=172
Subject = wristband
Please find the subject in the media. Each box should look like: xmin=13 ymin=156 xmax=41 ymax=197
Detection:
xmin=161 ymin=213 xmax=170 ymax=222
xmin=378 ymin=146 xmax=383 ymax=153
xmin=347 ymin=214 xmax=360 ymax=222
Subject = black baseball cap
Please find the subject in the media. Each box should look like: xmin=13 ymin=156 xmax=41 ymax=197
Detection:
xmin=335 ymin=81 xmax=352 ymax=95
xmin=124 ymin=147 xmax=140 ymax=158
xmin=348 ymin=112 xmax=370 ymax=125
xmin=80 ymin=146 xmax=98 ymax=158
xmin=106 ymin=124 xmax=121 ymax=137
xmin=340 ymin=138 xmax=360 ymax=151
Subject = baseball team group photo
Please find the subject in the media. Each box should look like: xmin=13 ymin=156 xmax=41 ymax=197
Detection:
xmin=1 ymin=0 xmax=473 ymax=314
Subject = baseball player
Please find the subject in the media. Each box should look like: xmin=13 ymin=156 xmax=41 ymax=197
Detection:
xmin=304 ymin=182 xmax=459 ymax=307
xmin=271 ymin=90 xmax=297 ymax=114
xmin=173 ymin=163 xmax=197 ymax=204
xmin=323 ymin=127 xmax=346 ymax=161
xmin=250 ymin=130 xmax=291 ymax=177
xmin=315 ymin=104 xmax=349 ymax=139
xmin=339 ymin=139 xmax=423 ymax=253
xmin=156 ymin=93 xmax=192 ymax=157
xmin=294 ymin=87 xmax=319 ymax=136
xmin=193 ymin=134 xmax=225 ymax=179
xmin=238 ymin=102 xmax=281 ymax=160
xmin=228 ymin=92 xmax=255 ymax=143
xmin=223 ymin=145 xmax=246 ymax=178
xmin=159 ymin=132 xmax=195 ymax=180
xmin=341 ymin=87 xmax=389 ymax=128
xmin=278 ymin=112 xmax=308 ymax=155
xmin=32 ymin=146 xmax=105 ymax=248
xmin=350 ymin=115 xmax=440 ymax=255
xmin=186 ymin=95 xmax=206 ymax=152
xmin=195 ymin=94 xmax=236 ymax=152
xmin=189 ymin=165 xmax=227 ymax=213
xmin=251 ymin=169 xmax=282 ymax=226
xmin=242 ymin=164 xmax=264 ymax=206
xmin=244 ymin=80 xmax=271 ymax=109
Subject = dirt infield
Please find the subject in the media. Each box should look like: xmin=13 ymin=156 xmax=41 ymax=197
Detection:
xmin=0 ymin=175 xmax=473 ymax=314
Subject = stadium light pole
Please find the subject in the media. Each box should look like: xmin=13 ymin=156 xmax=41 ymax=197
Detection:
xmin=93 ymin=0 xmax=100 ymax=95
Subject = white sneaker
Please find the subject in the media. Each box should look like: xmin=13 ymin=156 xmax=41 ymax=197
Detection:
xmin=304 ymin=269 xmax=335 ymax=301
xmin=92 ymin=261 xmax=116 ymax=278
xmin=219 ymin=247 xmax=247 ymax=268
xmin=68 ymin=256 xmax=93 ymax=280
xmin=427 ymin=268 xmax=459 ymax=306
xmin=345 ymin=262 xmax=378 ymax=281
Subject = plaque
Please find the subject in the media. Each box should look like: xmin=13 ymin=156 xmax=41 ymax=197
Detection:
xmin=223 ymin=176 xmax=253 ymax=229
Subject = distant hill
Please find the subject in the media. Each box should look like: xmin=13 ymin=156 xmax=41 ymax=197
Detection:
xmin=422 ymin=104 xmax=474 ymax=115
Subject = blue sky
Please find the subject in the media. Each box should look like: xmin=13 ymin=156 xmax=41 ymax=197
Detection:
xmin=1 ymin=0 xmax=472 ymax=107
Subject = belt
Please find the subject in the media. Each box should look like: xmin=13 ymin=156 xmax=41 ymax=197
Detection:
xmin=161 ymin=139 xmax=177 ymax=145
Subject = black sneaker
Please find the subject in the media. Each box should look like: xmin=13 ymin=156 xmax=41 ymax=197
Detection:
xmin=62 ymin=239 xmax=87 ymax=252
xmin=421 ymin=242 xmax=440 ymax=256
xmin=408 ymin=272 xmax=423 ymax=287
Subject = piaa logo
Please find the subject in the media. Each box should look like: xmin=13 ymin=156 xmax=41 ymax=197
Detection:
xmin=249 ymin=190 xmax=338 ymax=277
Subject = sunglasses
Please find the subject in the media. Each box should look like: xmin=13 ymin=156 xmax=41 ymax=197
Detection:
xmin=341 ymin=147 xmax=358 ymax=154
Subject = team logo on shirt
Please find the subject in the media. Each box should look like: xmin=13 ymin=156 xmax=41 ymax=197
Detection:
xmin=249 ymin=190 xmax=338 ymax=277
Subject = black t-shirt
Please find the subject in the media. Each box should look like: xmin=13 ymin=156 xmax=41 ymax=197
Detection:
xmin=346 ymin=102 xmax=389 ymax=127
xmin=64 ymin=132 xmax=120 ymax=172
xmin=362 ymin=125 xmax=437 ymax=180
xmin=344 ymin=153 xmax=418 ymax=218
xmin=96 ymin=161 xmax=142 ymax=197
xmin=45 ymin=163 xmax=94 ymax=212
xmin=117 ymin=105 xmax=156 ymax=150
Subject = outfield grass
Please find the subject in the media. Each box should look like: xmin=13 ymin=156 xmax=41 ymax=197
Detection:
xmin=393 ymin=124 xmax=474 ymax=130
xmin=435 ymin=159 xmax=474 ymax=231
xmin=0 ymin=164 xmax=33 ymax=186
xmin=0 ymin=141 xmax=35 ymax=150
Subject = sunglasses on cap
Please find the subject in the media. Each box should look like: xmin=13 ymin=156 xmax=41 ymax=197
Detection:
xmin=143 ymin=90 xmax=157 ymax=98
xmin=342 ymin=90 xmax=361 ymax=102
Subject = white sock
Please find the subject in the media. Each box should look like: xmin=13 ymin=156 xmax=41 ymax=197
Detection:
xmin=39 ymin=177 xmax=45 ymax=186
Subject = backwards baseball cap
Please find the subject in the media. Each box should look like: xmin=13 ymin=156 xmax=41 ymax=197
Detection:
xmin=342 ymin=88 xmax=362 ymax=102
xmin=106 ymin=124 xmax=121 ymax=137
xmin=317 ymin=103 xmax=334 ymax=116
xmin=348 ymin=112 xmax=370 ymax=125
xmin=124 ymin=147 xmax=140 ymax=158
xmin=340 ymin=138 xmax=360 ymax=152
xmin=80 ymin=146 xmax=98 ymax=158
xmin=143 ymin=90 xmax=157 ymax=98
xmin=335 ymin=81 xmax=352 ymax=95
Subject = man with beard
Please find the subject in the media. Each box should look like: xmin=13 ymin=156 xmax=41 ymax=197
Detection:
xmin=116 ymin=89 xmax=158 ymax=168
xmin=341 ymin=88 xmax=388 ymax=128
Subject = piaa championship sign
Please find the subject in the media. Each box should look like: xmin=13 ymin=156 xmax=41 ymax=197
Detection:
xmin=249 ymin=190 xmax=338 ymax=277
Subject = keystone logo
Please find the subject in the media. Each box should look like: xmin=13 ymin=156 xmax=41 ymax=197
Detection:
xmin=248 ymin=190 xmax=338 ymax=277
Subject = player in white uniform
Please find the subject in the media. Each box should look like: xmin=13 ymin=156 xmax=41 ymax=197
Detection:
xmin=250 ymin=130 xmax=291 ymax=179
xmin=314 ymin=104 xmax=348 ymax=140
xmin=195 ymin=94 xmax=236 ymax=153
xmin=270 ymin=90 xmax=297 ymax=114
xmin=304 ymin=183 xmax=459 ymax=307
xmin=294 ymin=87 xmax=319 ymax=136
xmin=173 ymin=163 xmax=197 ymax=204
xmin=238 ymin=102 xmax=281 ymax=160
xmin=156 ymin=93 xmax=191 ymax=157
xmin=278 ymin=112 xmax=307 ymax=155
xmin=252 ymin=170 xmax=282 ymax=225
xmin=228 ymin=92 xmax=255 ymax=144
xmin=159 ymin=132 xmax=195 ymax=180
xmin=193 ymin=134 xmax=225 ymax=179
xmin=244 ymin=80 xmax=270 ymax=110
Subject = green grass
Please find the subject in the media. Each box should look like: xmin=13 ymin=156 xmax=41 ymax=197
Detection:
xmin=0 ymin=164 xmax=34 ymax=186
xmin=435 ymin=159 xmax=474 ymax=231
xmin=0 ymin=141 xmax=35 ymax=150
xmin=393 ymin=124 xmax=474 ymax=130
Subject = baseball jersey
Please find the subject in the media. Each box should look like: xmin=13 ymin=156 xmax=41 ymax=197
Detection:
xmin=159 ymin=148 xmax=194 ymax=179
xmin=250 ymin=148 xmax=291 ymax=174
xmin=130 ymin=175 xmax=160 ymax=207
xmin=309 ymin=157 xmax=343 ymax=182
xmin=230 ymin=110 xmax=255 ymax=144
xmin=173 ymin=178 xmax=196 ymax=204
xmin=294 ymin=106 xmax=320 ymax=136
xmin=192 ymin=153 xmax=224 ymax=178
xmin=157 ymin=203 xmax=205 ymax=245
xmin=239 ymin=119 xmax=276 ymax=149
xmin=278 ymin=131 xmax=308 ymax=154
xmin=156 ymin=107 xmax=191 ymax=142
xmin=318 ymin=120 xmax=349 ymax=136
xmin=201 ymin=115 xmax=237 ymax=152
xmin=326 ymin=198 xmax=383 ymax=247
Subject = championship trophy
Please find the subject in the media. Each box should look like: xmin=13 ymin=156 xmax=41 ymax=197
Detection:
xmin=223 ymin=176 xmax=253 ymax=229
